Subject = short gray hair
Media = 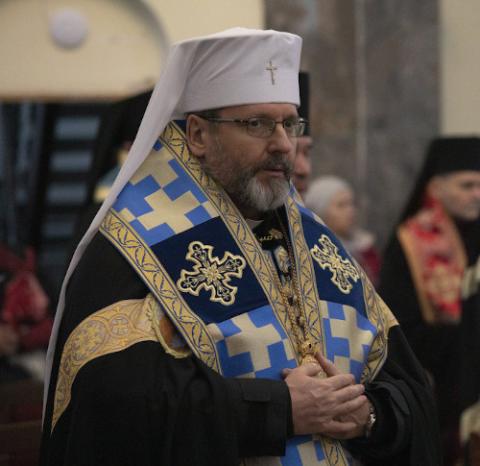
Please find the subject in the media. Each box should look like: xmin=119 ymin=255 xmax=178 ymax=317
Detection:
xmin=304 ymin=176 xmax=352 ymax=216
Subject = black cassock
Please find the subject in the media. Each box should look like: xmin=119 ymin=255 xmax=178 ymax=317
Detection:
xmin=459 ymin=257 xmax=480 ymax=463
xmin=379 ymin=219 xmax=480 ymax=465
xmin=41 ymin=234 xmax=441 ymax=466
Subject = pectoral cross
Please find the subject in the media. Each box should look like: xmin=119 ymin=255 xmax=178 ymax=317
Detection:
xmin=266 ymin=60 xmax=277 ymax=85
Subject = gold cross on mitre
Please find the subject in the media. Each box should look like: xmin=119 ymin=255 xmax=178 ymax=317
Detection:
xmin=266 ymin=60 xmax=278 ymax=85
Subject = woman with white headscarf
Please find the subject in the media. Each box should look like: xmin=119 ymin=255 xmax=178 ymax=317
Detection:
xmin=305 ymin=176 xmax=381 ymax=285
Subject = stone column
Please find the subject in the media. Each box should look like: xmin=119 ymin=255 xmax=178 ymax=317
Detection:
xmin=265 ymin=0 xmax=439 ymax=247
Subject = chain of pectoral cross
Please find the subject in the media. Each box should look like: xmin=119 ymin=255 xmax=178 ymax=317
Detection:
xmin=272 ymin=212 xmax=322 ymax=367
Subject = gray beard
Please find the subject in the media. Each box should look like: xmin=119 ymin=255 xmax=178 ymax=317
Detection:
xmin=236 ymin=174 xmax=290 ymax=213
xmin=202 ymin=135 xmax=292 ymax=215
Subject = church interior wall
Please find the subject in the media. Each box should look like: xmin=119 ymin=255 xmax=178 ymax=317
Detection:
xmin=266 ymin=0 xmax=449 ymax=250
xmin=440 ymin=0 xmax=480 ymax=134
xmin=0 ymin=0 xmax=264 ymax=101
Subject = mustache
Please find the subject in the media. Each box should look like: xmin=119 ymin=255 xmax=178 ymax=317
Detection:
xmin=256 ymin=155 xmax=293 ymax=177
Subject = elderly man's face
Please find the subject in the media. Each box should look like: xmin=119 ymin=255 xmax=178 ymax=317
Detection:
xmin=187 ymin=103 xmax=298 ymax=218
xmin=293 ymin=135 xmax=313 ymax=198
xmin=429 ymin=170 xmax=480 ymax=221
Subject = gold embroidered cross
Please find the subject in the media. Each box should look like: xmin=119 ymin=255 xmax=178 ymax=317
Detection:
xmin=310 ymin=235 xmax=359 ymax=294
xmin=266 ymin=60 xmax=278 ymax=85
xmin=177 ymin=241 xmax=246 ymax=306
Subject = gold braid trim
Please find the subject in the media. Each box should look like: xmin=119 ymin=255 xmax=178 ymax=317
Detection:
xmin=161 ymin=123 xmax=297 ymax=354
xmin=285 ymin=198 xmax=349 ymax=465
xmin=163 ymin=124 xmax=351 ymax=464
xmin=285 ymin=196 xmax=325 ymax=353
xmin=52 ymin=294 xmax=190 ymax=432
xmin=358 ymin=266 xmax=398 ymax=382
xmin=100 ymin=209 xmax=219 ymax=371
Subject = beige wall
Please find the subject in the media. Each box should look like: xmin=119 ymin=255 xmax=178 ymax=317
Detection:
xmin=0 ymin=0 xmax=263 ymax=101
xmin=440 ymin=0 xmax=480 ymax=133
xmin=144 ymin=0 xmax=264 ymax=43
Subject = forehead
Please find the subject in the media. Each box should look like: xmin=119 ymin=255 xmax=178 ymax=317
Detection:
xmin=332 ymin=188 xmax=354 ymax=201
xmin=445 ymin=170 xmax=480 ymax=184
xmin=218 ymin=102 xmax=298 ymax=118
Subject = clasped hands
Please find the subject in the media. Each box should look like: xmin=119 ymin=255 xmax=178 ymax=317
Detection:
xmin=283 ymin=353 xmax=371 ymax=440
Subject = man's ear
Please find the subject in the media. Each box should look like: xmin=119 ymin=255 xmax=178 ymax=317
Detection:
xmin=186 ymin=114 xmax=211 ymax=159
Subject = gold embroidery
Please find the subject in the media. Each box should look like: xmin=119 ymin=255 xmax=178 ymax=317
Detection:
xmin=285 ymin=197 xmax=326 ymax=353
xmin=100 ymin=210 xmax=219 ymax=371
xmin=162 ymin=124 xmax=350 ymax=464
xmin=52 ymin=295 xmax=190 ymax=432
xmin=425 ymin=263 xmax=462 ymax=303
xmin=285 ymin=200 xmax=349 ymax=465
xmin=257 ymin=228 xmax=283 ymax=243
xmin=310 ymin=235 xmax=360 ymax=294
xmin=95 ymin=123 xmax=383 ymax=465
xmin=269 ymin=211 xmax=321 ymax=367
xmin=160 ymin=122 xmax=298 ymax=360
xmin=177 ymin=241 xmax=246 ymax=306
xmin=357 ymin=265 xmax=396 ymax=382
xmin=148 ymin=295 xmax=191 ymax=360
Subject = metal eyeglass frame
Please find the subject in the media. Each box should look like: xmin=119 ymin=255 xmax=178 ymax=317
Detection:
xmin=198 ymin=116 xmax=308 ymax=138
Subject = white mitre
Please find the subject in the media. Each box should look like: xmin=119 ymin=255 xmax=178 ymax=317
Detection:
xmin=176 ymin=28 xmax=301 ymax=114
xmin=44 ymin=27 xmax=302 ymax=410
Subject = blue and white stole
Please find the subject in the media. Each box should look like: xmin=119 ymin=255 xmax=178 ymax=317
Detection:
xmin=100 ymin=121 xmax=397 ymax=466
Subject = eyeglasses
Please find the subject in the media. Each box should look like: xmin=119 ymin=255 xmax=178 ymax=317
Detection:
xmin=200 ymin=116 xmax=307 ymax=138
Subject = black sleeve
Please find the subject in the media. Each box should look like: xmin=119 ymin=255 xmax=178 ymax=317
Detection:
xmin=44 ymin=342 xmax=291 ymax=466
xmin=460 ymin=290 xmax=480 ymax=413
xmin=41 ymin=233 xmax=293 ymax=466
xmin=378 ymin=236 xmax=422 ymax=327
xmin=346 ymin=325 xmax=442 ymax=466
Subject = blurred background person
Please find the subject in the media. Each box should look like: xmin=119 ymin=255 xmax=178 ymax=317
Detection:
xmin=379 ymin=136 xmax=480 ymax=466
xmin=293 ymin=72 xmax=313 ymax=198
xmin=305 ymin=175 xmax=381 ymax=285
xmin=0 ymin=245 xmax=53 ymax=384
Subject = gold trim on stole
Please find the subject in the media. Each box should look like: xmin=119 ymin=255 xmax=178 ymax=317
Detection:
xmin=100 ymin=210 xmax=219 ymax=371
xmin=164 ymin=124 xmax=354 ymax=465
xmin=288 ymin=193 xmax=392 ymax=383
xmin=285 ymin=196 xmax=325 ymax=352
xmin=397 ymin=225 xmax=437 ymax=324
xmin=160 ymin=123 xmax=299 ymax=360
xmin=285 ymin=196 xmax=350 ymax=464
xmin=397 ymin=217 xmax=467 ymax=325
xmin=51 ymin=294 xmax=190 ymax=432
xmin=100 ymin=123 xmax=391 ymax=465
xmin=357 ymin=265 xmax=396 ymax=381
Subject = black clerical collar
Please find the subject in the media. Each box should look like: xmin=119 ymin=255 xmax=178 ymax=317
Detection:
xmin=250 ymin=210 xmax=286 ymax=250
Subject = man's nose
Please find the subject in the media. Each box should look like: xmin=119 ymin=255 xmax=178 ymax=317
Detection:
xmin=268 ymin=123 xmax=295 ymax=154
